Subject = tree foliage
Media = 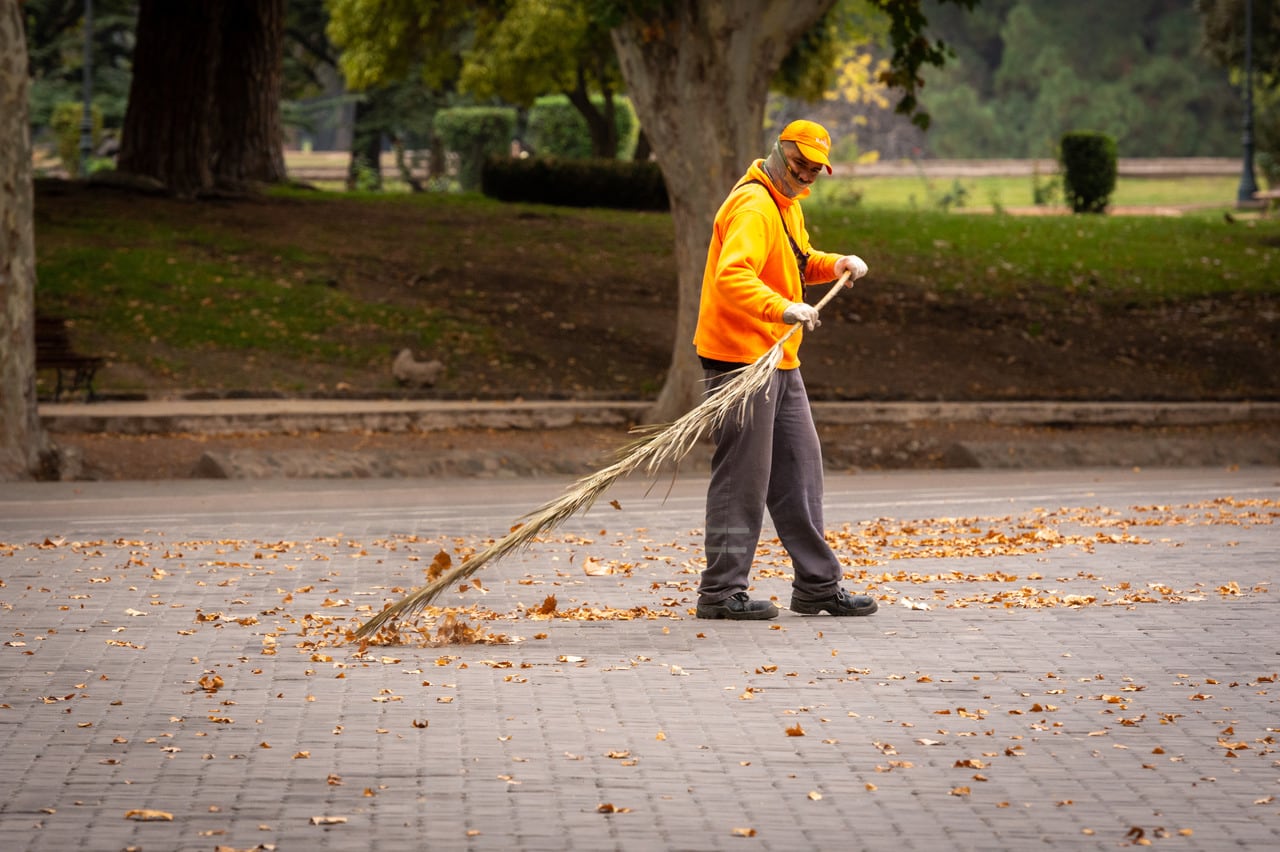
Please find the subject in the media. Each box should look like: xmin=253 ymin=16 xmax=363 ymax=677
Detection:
xmin=22 ymin=0 xmax=137 ymax=129
xmin=916 ymin=0 xmax=1249 ymax=157
xmin=326 ymin=0 xmax=500 ymax=91
xmin=459 ymin=0 xmax=626 ymax=156
xmin=1197 ymin=0 xmax=1280 ymax=84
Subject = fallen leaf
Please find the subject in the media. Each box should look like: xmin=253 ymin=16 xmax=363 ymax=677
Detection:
xmin=426 ymin=550 xmax=452 ymax=580
xmin=310 ymin=816 xmax=347 ymax=825
xmin=124 ymin=809 xmax=173 ymax=821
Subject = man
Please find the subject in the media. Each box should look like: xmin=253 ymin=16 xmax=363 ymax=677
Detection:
xmin=693 ymin=119 xmax=877 ymax=621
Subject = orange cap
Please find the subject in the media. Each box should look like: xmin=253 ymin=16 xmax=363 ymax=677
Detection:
xmin=779 ymin=120 xmax=833 ymax=173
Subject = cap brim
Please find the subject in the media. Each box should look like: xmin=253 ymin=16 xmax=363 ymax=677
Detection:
xmin=794 ymin=142 xmax=832 ymax=174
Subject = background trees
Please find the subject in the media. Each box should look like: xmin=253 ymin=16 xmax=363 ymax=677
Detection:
xmin=914 ymin=0 xmax=1250 ymax=159
xmin=1197 ymin=0 xmax=1280 ymax=184
xmin=7 ymin=0 xmax=1274 ymax=477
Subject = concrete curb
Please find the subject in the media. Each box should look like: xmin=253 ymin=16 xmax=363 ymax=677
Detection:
xmin=39 ymin=398 xmax=1280 ymax=436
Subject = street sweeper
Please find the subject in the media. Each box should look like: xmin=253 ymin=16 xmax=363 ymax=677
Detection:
xmin=355 ymin=120 xmax=872 ymax=640
xmin=693 ymin=119 xmax=877 ymax=621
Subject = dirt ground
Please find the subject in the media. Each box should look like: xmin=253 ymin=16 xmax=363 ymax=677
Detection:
xmin=52 ymin=418 xmax=1280 ymax=481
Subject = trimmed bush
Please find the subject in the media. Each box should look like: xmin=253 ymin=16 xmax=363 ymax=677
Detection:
xmin=526 ymin=95 xmax=638 ymax=160
xmin=481 ymin=156 xmax=668 ymax=211
xmin=1059 ymin=131 xmax=1117 ymax=214
xmin=433 ymin=107 xmax=517 ymax=190
xmin=50 ymin=101 xmax=103 ymax=178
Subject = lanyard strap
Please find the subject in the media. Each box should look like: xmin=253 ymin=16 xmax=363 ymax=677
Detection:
xmin=738 ymin=179 xmax=810 ymax=284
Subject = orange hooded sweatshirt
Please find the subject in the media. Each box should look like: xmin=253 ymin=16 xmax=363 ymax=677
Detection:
xmin=693 ymin=160 xmax=841 ymax=370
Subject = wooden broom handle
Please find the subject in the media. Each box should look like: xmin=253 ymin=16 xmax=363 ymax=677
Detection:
xmin=814 ymin=268 xmax=854 ymax=311
xmin=777 ymin=268 xmax=855 ymax=345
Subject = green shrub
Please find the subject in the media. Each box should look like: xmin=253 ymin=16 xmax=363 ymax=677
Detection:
xmin=433 ymin=107 xmax=517 ymax=190
xmin=1059 ymin=131 xmax=1117 ymax=214
xmin=481 ymin=156 xmax=668 ymax=211
xmin=526 ymin=95 xmax=638 ymax=160
xmin=50 ymin=101 xmax=103 ymax=178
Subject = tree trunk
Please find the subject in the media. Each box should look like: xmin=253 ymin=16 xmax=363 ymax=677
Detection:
xmin=347 ymin=95 xmax=384 ymax=190
xmin=564 ymin=65 xmax=619 ymax=159
xmin=212 ymin=0 xmax=287 ymax=187
xmin=611 ymin=0 xmax=835 ymax=422
xmin=0 ymin=0 xmax=46 ymax=480
xmin=119 ymin=0 xmax=287 ymax=195
xmin=117 ymin=0 xmax=224 ymax=196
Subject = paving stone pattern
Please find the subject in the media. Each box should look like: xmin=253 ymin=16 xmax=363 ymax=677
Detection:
xmin=1 ymin=470 xmax=1277 ymax=851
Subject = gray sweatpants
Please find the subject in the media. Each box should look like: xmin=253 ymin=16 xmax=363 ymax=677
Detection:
xmin=699 ymin=367 xmax=843 ymax=604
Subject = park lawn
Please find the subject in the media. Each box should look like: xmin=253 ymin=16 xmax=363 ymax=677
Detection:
xmin=32 ymin=180 xmax=1280 ymax=397
xmin=805 ymin=205 xmax=1277 ymax=302
xmin=817 ymin=174 xmax=1246 ymax=212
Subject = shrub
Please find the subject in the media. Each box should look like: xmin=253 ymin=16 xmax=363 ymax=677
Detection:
xmin=50 ymin=101 xmax=103 ymax=178
xmin=526 ymin=95 xmax=638 ymax=160
xmin=481 ymin=156 xmax=668 ymax=211
xmin=1059 ymin=131 xmax=1117 ymax=214
xmin=433 ymin=107 xmax=517 ymax=190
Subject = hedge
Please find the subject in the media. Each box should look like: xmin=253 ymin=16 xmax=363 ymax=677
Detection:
xmin=526 ymin=95 xmax=638 ymax=160
xmin=482 ymin=156 xmax=668 ymax=211
xmin=433 ymin=107 xmax=517 ymax=190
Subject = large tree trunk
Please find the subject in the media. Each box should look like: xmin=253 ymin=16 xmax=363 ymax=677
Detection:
xmin=611 ymin=0 xmax=835 ymax=422
xmin=0 ymin=0 xmax=46 ymax=480
xmin=212 ymin=0 xmax=288 ymax=186
xmin=117 ymin=0 xmax=224 ymax=196
xmin=119 ymin=0 xmax=287 ymax=195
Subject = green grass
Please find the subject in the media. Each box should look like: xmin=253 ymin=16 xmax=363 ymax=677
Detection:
xmin=35 ymin=195 xmax=474 ymax=392
xmin=805 ymin=205 xmax=1278 ymax=302
xmin=815 ymin=174 xmax=1245 ymax=212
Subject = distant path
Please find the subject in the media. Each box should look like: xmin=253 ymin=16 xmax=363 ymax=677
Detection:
xmin=282 ymin=152 xmax=1244 ymax=181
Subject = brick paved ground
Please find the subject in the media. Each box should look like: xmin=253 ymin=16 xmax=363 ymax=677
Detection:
xmin=1 ymin=469 xmax=1277 ymax=851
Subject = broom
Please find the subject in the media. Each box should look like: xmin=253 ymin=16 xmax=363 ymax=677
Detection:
xmin=353 ymin=269 xmax=855 ymax=641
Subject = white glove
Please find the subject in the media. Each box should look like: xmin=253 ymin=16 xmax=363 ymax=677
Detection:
xmin=835 ymin=254 xmax=869 ymax=283
xmin=782 ymin=302 xmax=820 ymax=331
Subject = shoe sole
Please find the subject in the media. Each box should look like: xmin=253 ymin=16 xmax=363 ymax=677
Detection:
xmin=695 ymin=606 xmax=779 ymax=620
xmin=790 ymin=600 xmax=878 ymax=617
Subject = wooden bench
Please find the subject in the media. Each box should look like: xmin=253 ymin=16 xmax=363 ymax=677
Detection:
xmin=36 ymin=315 xmax=104 ymax=401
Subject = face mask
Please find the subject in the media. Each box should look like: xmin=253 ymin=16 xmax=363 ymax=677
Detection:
xmin=764 ymin=141 xmax=809 ymax=199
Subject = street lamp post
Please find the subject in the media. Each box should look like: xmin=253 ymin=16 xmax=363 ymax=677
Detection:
xmin=1237 ymin=0 xmax=1260 ymax=207
xmin=79 ymin=0 xmax=93 ymax=178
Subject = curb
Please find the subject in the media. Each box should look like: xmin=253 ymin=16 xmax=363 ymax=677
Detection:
xmin=39 ymin=399 xmax=1280 ymax=436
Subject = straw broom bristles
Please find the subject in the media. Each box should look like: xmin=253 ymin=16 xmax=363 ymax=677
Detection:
xmin=353 ymin=271 xmax=853 ymax=641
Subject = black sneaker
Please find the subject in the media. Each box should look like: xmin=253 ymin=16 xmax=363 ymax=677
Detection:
xmin=696 ymin=592 xmax=780 ymax=620
xmin=790 ymin=589 xmax=878 ymax=617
